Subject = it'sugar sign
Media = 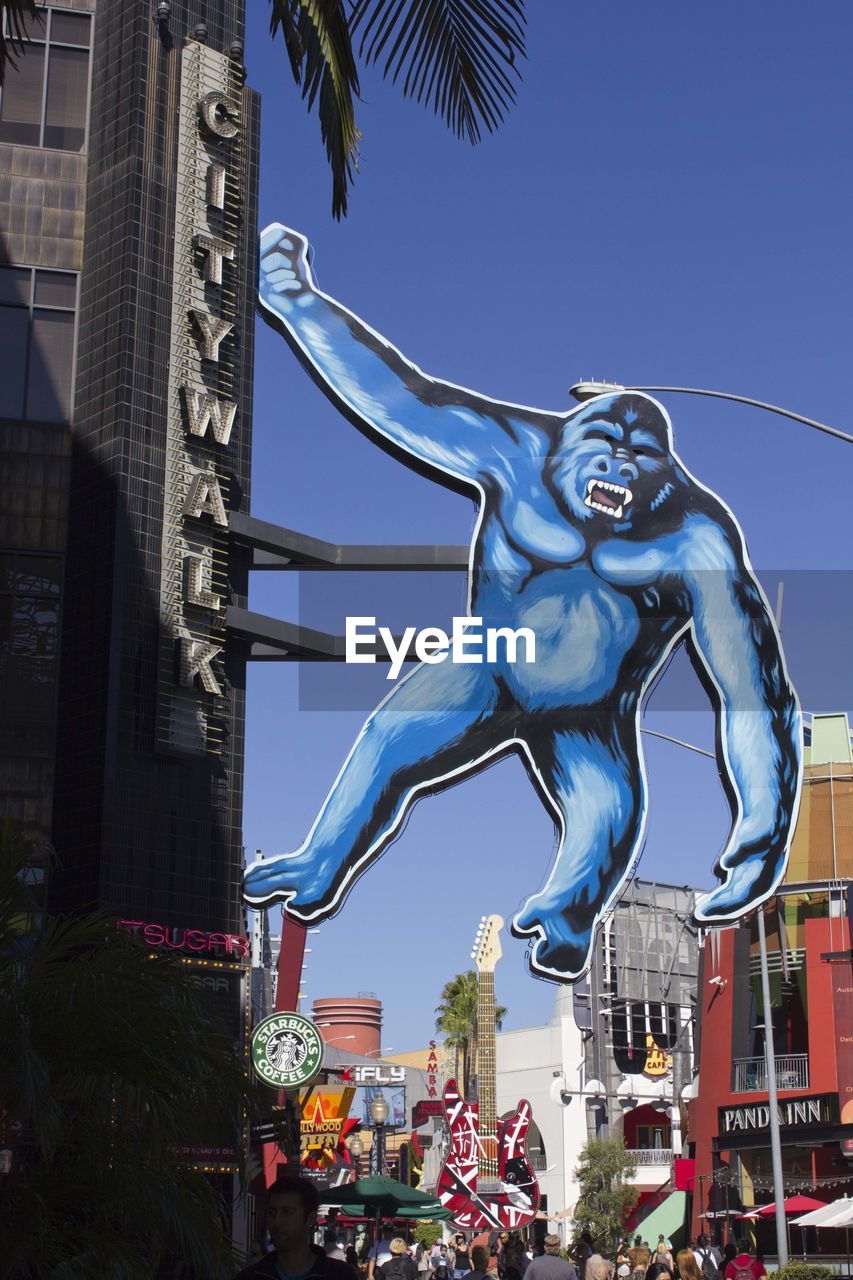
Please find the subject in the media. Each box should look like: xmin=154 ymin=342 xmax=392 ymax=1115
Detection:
xmin=243 ymin=224 xmax=803 ymax=984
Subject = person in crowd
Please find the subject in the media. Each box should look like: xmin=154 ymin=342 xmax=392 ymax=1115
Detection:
xmin=504 ymin=1241 xmax=529 ymax=1280
xmin=346 ymin=1247 xmax=361 ymax=1271
xmin=463 ymin=1246 xmax=494 ymax=1279
xmin=585 ymin=1250 xmax=613 ymax=1280
xmin=234 ymin=1175 xmax=359 ymax=1280
xmin=628 ymin=1237 xmax=650 ymax=1280
xmin=615 ymin=1243 xmax=630 ymax=1270
xmin=524 ymin=1235 xmax=578 ymax=1280
xmin=675 ymin=1252 xmax=703 ymax=1280
xmin=651 ymin=1237 xmax=674 ymax=1275
xmin=381 ymin=1239 xmax=418 ymax=1280
xmin=693 ymin=1236 xmax=721 ymax=1280
xmin=723 ymin=1240 xmax=765 ymax=1280
xmin=572 ymin=1233 xmax=593 ymax=1280
xmin=496 ymin=1233 xmax=512 ymax=1280
xmin=643 ymin=1266 xmax=668 ymax=1280
xmin=326 ymin=1232 xmax=347 ymax=1261
xmin=454 ymin=1236 xmax=472 ymax=1279
xmin=368 ymin=1229 xmax=397 ymax=1280
xmin=431 ymin=1245 xmax=454 ymax=1280
xmin=721 ymin=1245 xmax=737 ymax=1273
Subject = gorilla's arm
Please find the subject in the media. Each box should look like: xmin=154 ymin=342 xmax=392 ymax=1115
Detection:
xmin=683 ymin=515 xmax=801 ymax=901
xmin=258 ymin=224 xmax=557 ymax=490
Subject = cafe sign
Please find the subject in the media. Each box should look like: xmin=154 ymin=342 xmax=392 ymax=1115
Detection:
xmin=252 ymin=1013 xmax=324 ymax=1089
xmin=719 ymin=1092 xmax=838 ymax=1136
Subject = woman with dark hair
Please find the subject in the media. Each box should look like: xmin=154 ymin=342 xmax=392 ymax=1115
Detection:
xmin=453 ymin=1236 xmax=472 ymax=1279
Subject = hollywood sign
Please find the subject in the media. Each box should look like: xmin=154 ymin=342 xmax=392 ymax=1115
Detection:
xmin=158 ymin=41 xmax=246 ymax=753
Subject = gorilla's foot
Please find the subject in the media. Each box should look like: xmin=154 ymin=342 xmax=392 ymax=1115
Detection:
xmin=242 ymin=848 xmax=339 ymax=917
xmin=694 ymin=850 xmax=787 ymax=923
xmin=514 ymin=897 xmax=597 ymax=980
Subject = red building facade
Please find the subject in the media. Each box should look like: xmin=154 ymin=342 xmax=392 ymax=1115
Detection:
xmin=688 ymin=714 xmax=853 ymax=1245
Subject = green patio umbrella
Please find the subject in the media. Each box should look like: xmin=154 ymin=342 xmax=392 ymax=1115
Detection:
xmin=319 ymin=1175 xmax=450 ymax=1220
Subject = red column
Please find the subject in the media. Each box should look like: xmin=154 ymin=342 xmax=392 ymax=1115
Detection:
xmin=690 ymin=930 xmax=737 ymax=1239
xmin=261 ymin=915 xmax=309 ymax=1188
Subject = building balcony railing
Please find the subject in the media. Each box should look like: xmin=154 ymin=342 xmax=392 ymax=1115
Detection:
xmin=625 ymin=1148 xmax=673 ymax=1165
xmin=732 ymin=1054 xmax=809 ymax=1093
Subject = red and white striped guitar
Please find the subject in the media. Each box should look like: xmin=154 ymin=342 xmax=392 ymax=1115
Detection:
xmin=436 ymin=914 xmax=540 ymax=1230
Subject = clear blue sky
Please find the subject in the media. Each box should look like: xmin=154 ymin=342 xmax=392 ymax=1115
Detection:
xmin=241 ymin=2 xmax=853 ymax=1052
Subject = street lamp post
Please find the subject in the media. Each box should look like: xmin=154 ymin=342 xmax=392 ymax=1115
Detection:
xmin=756 ymin=906 xmax=789 ymax=1267
xmin=348 ymin=1134 xmax=364 ymax=1177
xmin=368 ymin=1092 xmax=391 ymax=1249
xmin=369 ymin=1091 xmax=390 ymax=1177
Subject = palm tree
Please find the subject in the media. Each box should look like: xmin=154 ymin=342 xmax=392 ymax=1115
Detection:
xmin=270 ymin=0 xmax=527 ymax=217
xmin=0 ymin=0 xmax=39 ymax=84
xmin=435 ymin=970 xmax=505 ymax=1098
xmin=0 ymin=820 xmax=263 ymax=1278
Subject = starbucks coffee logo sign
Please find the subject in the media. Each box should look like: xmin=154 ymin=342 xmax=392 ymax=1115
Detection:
xmin=252 ymin=1013 xmax=323 ymax=1088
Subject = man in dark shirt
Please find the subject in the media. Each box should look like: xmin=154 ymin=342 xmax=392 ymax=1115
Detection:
xmin=524 ymin=1236 xmax=577 ymax=1280
xmin=234 ymin=1174 xmax=359 ymax=1280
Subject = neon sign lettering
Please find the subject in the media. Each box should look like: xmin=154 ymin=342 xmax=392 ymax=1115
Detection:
xmin=117 ymin=919 xmax=249 ymax=958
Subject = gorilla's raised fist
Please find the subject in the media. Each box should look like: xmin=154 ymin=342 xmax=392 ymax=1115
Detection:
xmin=259 ymin=223 xmax=314 ymax=311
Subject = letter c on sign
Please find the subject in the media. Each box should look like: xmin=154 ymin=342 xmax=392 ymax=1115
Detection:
xmin=197 ymin=91 xmax=240 ymax=138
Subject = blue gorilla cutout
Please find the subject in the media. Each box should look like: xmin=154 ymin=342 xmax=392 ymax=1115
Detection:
xmin=243 ymin=225 xmax=803 ymax=982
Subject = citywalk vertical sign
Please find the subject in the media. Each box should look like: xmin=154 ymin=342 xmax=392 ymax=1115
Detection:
xmin=158 ymin=38 xmax=245 ymax=754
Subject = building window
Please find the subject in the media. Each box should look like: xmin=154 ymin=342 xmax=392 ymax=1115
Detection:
xmin=0 ymin=264 xmax=77 ymax=422
xmin=0 ymin=551 xmax=61 ymax=723
xmin=0 ymin=7 xmax=91 ymax=152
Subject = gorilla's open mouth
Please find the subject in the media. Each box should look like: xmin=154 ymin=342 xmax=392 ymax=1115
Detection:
xmin=584 ymin=479 xmax=633 ymax=519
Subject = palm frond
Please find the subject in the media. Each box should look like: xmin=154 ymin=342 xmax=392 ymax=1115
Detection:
xmin=0 ymin=820 xmax=263 ymax=1276
xmin=0 ymin=0 xmax=41 ymax=85
xmin=270 ymin=0 xmax=362 ymax=218
xmin=351 ymin=0 xmax=526 ymax=144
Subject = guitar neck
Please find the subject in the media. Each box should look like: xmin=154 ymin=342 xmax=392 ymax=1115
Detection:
xmin=477 ymin=970 xmax=498 ymax=1183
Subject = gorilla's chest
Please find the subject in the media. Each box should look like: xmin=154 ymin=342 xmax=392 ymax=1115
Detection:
xmin=480 ymin=501 xmax=676 ymax=591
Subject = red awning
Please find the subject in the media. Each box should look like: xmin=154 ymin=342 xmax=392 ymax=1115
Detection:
xmin=740 ymin=1196 xmax=827 ymax=1218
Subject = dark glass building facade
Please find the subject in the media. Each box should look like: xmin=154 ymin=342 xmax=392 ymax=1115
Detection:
xmin=0 ymin=1 xmax=259 ymax=936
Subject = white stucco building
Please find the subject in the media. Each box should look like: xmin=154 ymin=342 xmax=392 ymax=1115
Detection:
xmin=494 ymin=881 xmax=701 ymax=1244
xmin=495 ymin=986 xmax=587 ymax=1237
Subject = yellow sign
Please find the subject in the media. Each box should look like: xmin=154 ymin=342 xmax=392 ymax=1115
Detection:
xmin=643 ymin=1034 xmax=673 ymax=1078
xmin=299 ymin=1085 xmax=356 ymax=1167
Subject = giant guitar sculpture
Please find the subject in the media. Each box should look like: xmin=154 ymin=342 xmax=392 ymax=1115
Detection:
xmin=437 ymin=915 xmax=539 ymax=1230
